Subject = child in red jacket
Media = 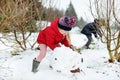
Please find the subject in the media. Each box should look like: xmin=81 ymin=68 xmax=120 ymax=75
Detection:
xmin=32 ymin=16 xmax=77 ymax=73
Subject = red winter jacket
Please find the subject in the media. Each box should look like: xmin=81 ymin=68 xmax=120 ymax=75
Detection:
xmin=37 ymin=18 xmax=70 ymax=50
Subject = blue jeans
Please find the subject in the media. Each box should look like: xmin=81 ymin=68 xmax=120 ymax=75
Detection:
xmin=85 ymin=35 xmax=92 ymax=48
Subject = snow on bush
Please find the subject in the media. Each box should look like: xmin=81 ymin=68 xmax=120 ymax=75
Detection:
xmin=49 ymin=45 xmax=83 ymax=74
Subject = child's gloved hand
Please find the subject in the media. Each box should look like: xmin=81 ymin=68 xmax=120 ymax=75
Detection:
xmin=95 ymin=34 xmax=100 ymax=39
xmin=95 ymin=35 xmax=99 ymax=40
xmin=70 ymin=45 xmax=77 ymax=51
xmin=96 ymin=36 xmax=99 ymax=40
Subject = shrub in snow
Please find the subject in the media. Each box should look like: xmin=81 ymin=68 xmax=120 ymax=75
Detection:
xmin=49 ymin=46 xmax=83 ymax=74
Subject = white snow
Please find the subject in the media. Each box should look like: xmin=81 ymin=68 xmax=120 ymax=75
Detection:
xmin=0 ymin=27 xmax=120 ymax=80
xmin=49 ymin=46 xmax=83 ymax=74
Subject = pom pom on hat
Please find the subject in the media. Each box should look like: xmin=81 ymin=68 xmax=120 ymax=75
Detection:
xmin=58 ymin=16 xmax=76 ymax=31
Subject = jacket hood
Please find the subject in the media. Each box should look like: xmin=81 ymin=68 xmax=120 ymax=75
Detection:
xmin=50 ymin=18 xmax=61 ymax=35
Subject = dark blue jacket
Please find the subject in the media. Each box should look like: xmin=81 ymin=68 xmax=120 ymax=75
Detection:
xmin=81 ymin=22 xmax=101 ymax=37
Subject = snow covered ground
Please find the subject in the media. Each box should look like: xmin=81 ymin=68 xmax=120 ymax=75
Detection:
xmin=0 ymin=27 xmax=120 ymax=80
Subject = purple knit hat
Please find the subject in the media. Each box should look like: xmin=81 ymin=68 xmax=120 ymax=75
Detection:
xmin=58 ymin=16 xmax=76 ymax=31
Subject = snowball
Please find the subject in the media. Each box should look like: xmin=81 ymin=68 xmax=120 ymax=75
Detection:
xmin=49 ymin=45 xmax=83 ymax=74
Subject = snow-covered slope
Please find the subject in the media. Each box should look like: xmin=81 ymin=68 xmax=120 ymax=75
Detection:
xmin=0 ymin=27 xmax=120 ymax=80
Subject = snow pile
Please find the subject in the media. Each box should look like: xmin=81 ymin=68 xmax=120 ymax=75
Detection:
xmin=49 ymin=46 xmax=83 ymax=74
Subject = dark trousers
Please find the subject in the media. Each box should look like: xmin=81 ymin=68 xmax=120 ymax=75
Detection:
xmin=85 ymin=35 xmax=92 ymax=48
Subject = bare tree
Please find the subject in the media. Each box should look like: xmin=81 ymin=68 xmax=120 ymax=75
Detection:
xmin=0 ymin=0 xmax=44 ymax=52
xmin=0 ymin=0 xmax=65 ymax=54
xmin=89 ymin=0 xmax=120 ymax=62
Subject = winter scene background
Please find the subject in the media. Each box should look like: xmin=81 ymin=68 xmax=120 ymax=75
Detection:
xmin=0 ymin=0 xmax=120 ymax=80
xmin=0 ymin=27 xmax=120 ymax=80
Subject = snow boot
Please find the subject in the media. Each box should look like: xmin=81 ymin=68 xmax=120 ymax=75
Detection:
xmin=82 ymin=45 xmax=90 ymax=49
xmin=32 ymin=58 xmax=40 ymax=73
